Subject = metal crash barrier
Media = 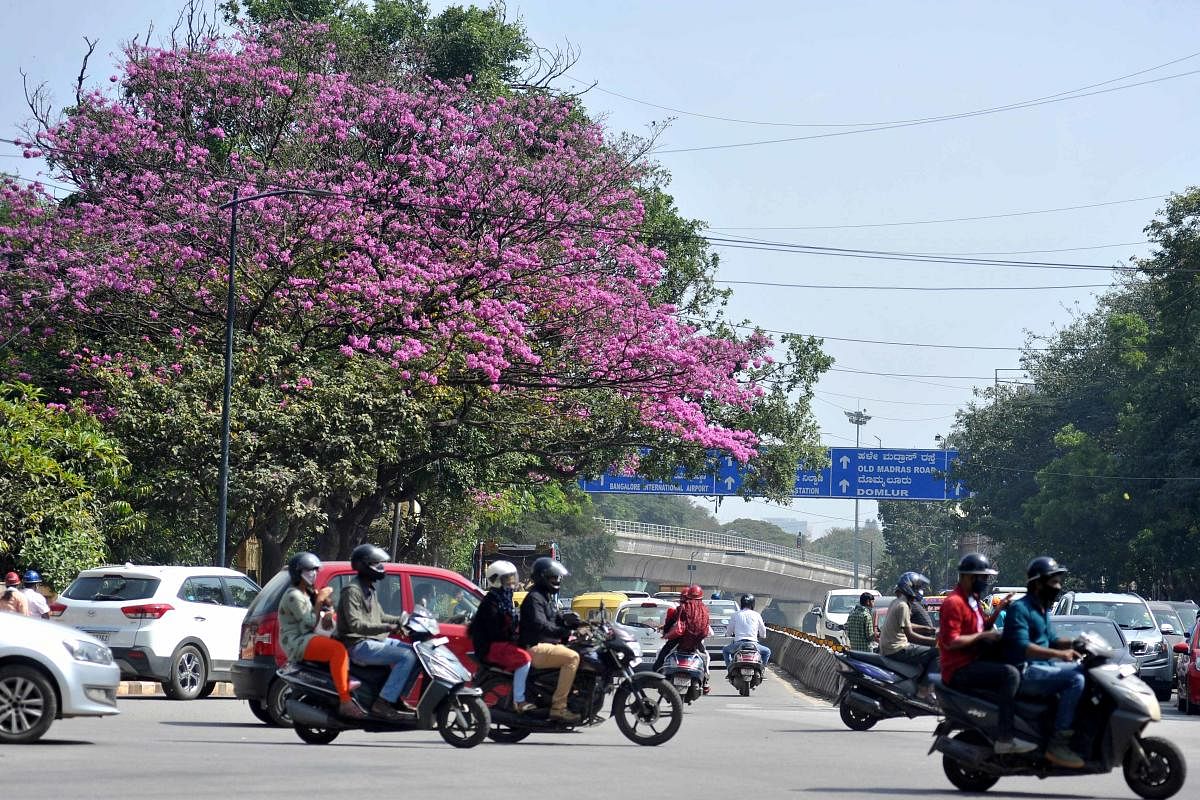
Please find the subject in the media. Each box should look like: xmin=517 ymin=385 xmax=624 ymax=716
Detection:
xmin=765 ymin=625 xmax=843 ymax=701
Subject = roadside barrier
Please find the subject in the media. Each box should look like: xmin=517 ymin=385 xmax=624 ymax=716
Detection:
xmin=765 ymin=625 xmax=843 ymax=701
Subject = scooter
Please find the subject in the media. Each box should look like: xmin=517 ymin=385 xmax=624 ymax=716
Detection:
xmin=475 ymin=617 xmax=684 ymax=746
xmin=278 ymin=607 xmax=490 ymax=748
xmin=932 ymin=633 xmax=1187 ymax=799
xmin=661 ymin=646 xmax=707 ymax=704
xmin=833 ymin=648 xmax=938 ymax=730
xmin=726 ymin=641 xmax=764 ymax=697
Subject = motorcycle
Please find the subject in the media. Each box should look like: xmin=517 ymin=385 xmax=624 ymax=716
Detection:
xmin=475 ymin=618 xmax=684 ymax=746
xmin=661 ymin=646 xmax=707 ymax=703
xmin=932 ymin=633 xmax=1187 ymax=799
xmin=279 ymin=607 xmax=490 ymax=748
xmin=726 ymin=641 xmax=765 ymax=697
xmin=833 ymin=648 xmax=938 ymax=730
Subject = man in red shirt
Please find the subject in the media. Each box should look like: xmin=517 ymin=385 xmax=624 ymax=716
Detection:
xmin=938 ymin=553 xmax=1033 ymax=754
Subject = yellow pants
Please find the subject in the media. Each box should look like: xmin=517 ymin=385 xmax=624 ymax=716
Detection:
xmin=528 ymin=643 xmax=580 ymax=711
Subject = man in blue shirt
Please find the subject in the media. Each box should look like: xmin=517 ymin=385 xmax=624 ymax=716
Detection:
xmin=1002 ymin=556 xmax=1086 ymax=769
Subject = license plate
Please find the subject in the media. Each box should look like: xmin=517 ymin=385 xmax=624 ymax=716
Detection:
xmin=741 ymin=668 xmax=755 ymax=677
xmin=672 ymin=676 xmax=692 ymax=687
xmin=82 ymin=629 xmax=114 ymax=642
xmin=711 ymin=625 xmax=726 ymax=635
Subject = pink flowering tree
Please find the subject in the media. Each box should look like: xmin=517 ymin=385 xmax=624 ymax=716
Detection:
xmin=1 ymin=22 xmax=827 ymax=568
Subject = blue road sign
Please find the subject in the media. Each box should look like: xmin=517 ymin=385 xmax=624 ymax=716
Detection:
xmin=579 ymin=448 xmax=965 ymax=501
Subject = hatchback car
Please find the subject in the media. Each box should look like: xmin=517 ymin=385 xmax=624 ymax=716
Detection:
xmin=1148 ymin=601 xmax=1187 ymax=686
xmin=1049 ymin=615 xmax=1136 ymax=669
xmin=705 ymin=599 xmax=738 ymax=667
xmin=614 ymin=599 xmax=677 ymax=666
xmin=231 ymin=561 xmax=482 ymax=726
xmin=1052 ymin=592 xmax=1172 ymax=700
xmin=51 ymin=565 xmax=260 ymax=700
xmin=1 ymin=612 xmax=120 ymax=743
xmin=1174 ymin=623 xmax=1200 ymax=714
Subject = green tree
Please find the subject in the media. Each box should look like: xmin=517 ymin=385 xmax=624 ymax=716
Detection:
xmin=875 ymin=502 xmax=972 ymax=592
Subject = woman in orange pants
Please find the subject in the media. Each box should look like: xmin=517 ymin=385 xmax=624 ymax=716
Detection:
xmin=278 ymin=552 xmax=365 ymax=719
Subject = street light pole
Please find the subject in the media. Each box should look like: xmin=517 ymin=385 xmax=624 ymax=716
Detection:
xmin=844 ymin=409 xmax=871 ymax=589
xmin=214 ymin=187 xmax=333 ymax=567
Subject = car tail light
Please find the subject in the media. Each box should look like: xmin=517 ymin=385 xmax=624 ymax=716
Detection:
xmin=121 ymin=603 xmax=174 ymax=619
xmin=252 ymin=613 xmax=279 ymax=660
xmin=49 ymin=602 xmax=68 ymax=617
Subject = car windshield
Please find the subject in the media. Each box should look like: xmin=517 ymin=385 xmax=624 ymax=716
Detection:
xmin=1071 ymin=601 xmax=1155 ymax=630
xmin=1151 ymin=606 xmax=1185 ymax=633
xmin=1053 ymin=620 xmax=1124 ymax=650
xmin=62 ymin=575 xmax=161 ymax=601
xmin=826 ymin=595 xmax=859 ymax=614
xmin=616 ymin=606 xmax=670 ymax=628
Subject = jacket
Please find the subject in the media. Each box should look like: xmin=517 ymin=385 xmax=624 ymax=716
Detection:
xmin=470 ymin=589 xmax=518 ymax=661
xmin=278 ymin=586 xmax=320 ymax=662
xmin=336 ymin=577 xmax=404 ymax=645
xmin=519 ymin=589 xmax=568 ymax=648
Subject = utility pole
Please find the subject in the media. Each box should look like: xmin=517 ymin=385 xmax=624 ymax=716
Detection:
xmin=844 ymin=408 xmax=871 ymax=588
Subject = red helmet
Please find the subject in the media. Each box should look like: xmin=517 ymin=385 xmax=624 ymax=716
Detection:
xmin=684 ymin=584 xmax=704 ymax=600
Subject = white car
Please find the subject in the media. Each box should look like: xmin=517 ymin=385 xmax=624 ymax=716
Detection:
xmin=51 ymin=565 xmax=260 ymax=700
xmin=814 ymin=588 xmax=881 ymax=647
xmin=0 ymin=612 xmax=120 ymax=743
xmin=614 ymin=599 xmax=677 ymax=666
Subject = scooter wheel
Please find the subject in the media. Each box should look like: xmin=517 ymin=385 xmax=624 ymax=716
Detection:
xmin=294 ymin=725 xmax=339 ymax=745
xmin=1124 ymin=736 xmax=1186 ymax=800
xmin=839 ymin=700 xmax=878 ymax=731
xmin=942 ymin=731 xmax=998 ymax=793
xmin=437 ymin=695 xmax=490 ymax=749
xmin=739 ymin=682 xmax=751 ymax=697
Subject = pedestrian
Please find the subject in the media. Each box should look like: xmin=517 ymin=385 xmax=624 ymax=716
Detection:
xmin=0 ymin=572 xmax=30 ymax=616
xmin=845 ymin=591 xmax=876 ymax=651
xmin=20 ymin=570 xmax=51 ymax=619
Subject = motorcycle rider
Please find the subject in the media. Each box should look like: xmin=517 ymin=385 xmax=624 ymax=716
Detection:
xmin=879 ymin=572 xmax=939 ymax=674
xmin=654 ymin=585 xmax=711 ymax=690
xmin=938 ymin=553 xmax=1033 ymax=755
xmin=469 ymin=560 xmax=535 ymax=713
xmin=278 ymin=552 xmax=366 ymax=720
xmin=336 ymin=544 xmax=418 ymax=722
xmin=19 ymin=570 xmax=50 ymax=619
xmin=723 ymin=594 xmax=771 ymax=668
xmin=845 ymin=592 xmax=876 ymax=652
xmin=1002 ymin=556 xmax=1087 ymax=769
xmin=518 ymin=557 xmax=582 ymax=724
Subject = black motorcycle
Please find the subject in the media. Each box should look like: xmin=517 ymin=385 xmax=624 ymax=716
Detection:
xmin=279 ymin=607 xmax=490 ymax=748
xmin=475 ymin=619 xmax=684 ymax=746
xmin=932 ymin=633 xmax=1186 ymax=799
xmin=834 ymin=648 xmax=937 ymax=730
xmin=726 ymin=641 xmax=765 ymax=697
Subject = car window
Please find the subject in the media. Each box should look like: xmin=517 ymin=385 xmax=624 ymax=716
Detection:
xmin=410 ymin=576 xmax=479 ymax=625
xmin=223 ymin=576 xmax=261 ymax=608
xmin=327 ymin=573 xmax=405 ymax=617
xmin=179 ymin=576 xmax=226 ymax=605
xmin=62 ymin=575 xmax=161 ymax=601
xmin=1073 ymin=601 xmax=1155 ymax=630
xmin=825 ymin=595 xmax=858 ymax=614
xmin=1150 ymin=606 xmax=1184 ymax=633
xmin=617 ymin=606 xmax=670 ymax=627
xmin=1054 ymin=620 xmax=1124 ymax=650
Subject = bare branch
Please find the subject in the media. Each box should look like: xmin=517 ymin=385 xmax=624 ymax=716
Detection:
xmin=74 ymin=37 xmax=98 ymax=106
xmin=20 ymin=70 xmax=54 ymax=133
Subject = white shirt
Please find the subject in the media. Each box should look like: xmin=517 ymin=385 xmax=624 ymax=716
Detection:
xmin=727 ymin=608 xmax=766 ymax=641
xmin=21 ymin=588 xmax=50 ymax=618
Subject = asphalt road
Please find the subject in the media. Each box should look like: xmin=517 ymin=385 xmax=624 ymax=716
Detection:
xmin=9 ymin=670 xmax=1198 ymax=799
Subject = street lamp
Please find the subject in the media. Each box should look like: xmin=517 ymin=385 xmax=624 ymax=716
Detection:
xmin=844 ymin=409 xmax=871 ymax=588
xmin=215 ymin=187 xmax=334 ymax=567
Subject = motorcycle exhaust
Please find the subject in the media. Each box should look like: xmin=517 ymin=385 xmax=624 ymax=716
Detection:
xmin=286 ymin=698 xmax=346 ymax=730
xmin=845 ymin=691 xmax=885 ymax=717
xmin=933 ymin=735 xmax=990 ymax=767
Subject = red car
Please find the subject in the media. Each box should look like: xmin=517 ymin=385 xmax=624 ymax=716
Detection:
xmin=230 ymin=561 xmax=482 ymax=726
xmin=1174 ymin=623 xmax=1200 ymax=715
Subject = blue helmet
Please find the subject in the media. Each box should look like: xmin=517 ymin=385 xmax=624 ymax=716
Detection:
xmin=23 ymin=569 xmax=42 ymax=585
xmin=896 ymin=572 xmax=931 ymax=601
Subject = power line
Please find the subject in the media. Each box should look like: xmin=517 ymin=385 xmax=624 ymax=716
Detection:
xmin=654 ymin=67 xmax=1200 ymax=153
xmin=830 ymin=365 xmax=1024 ymax=381
xmin=816 ymin=391 xmax=963 ymax=408
xmin=716 ymin=278 xmax=1112 ymax=292
xmin=918 ymin=241 xmax=1148 ymax=257
xmin=569 ymin=50 xmax=1200 ymax=129
xmin=815 ymin=395 xmax=955 ymax=423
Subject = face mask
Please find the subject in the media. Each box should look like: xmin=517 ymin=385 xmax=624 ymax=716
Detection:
xmin=301 ymin=568 xmax=318 ymax=586
xmin=970 ymin=577 xmax=989 ymax=596
xmin=1038 ymin=584 xmax=1062 ymax=606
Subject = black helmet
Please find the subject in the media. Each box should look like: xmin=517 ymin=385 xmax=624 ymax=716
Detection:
xmin=896 ymin=572 xmax=931 ymax=600
xmin=530 ymin=557 xmax=568 ymax=592
xmin=740 ymin=593 xmax=756 ymax=610
xmin=1026 ymin=556 xmax=1069 ymax=584
xmin=957 ymin=553 xmax=998 ymax=576
xmin=350 ymin=544 xmax=389 ymax=582
xmin=287 ymin=552 xmax=321 ymax=585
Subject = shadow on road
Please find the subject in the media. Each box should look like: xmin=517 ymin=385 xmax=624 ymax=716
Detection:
xmin=800 ymin=789 xmax=1123 ymax=800
xmin=159 ymin=721 xmax=267 ymax=729
xmin=27 ymin=739 xmax=95 ymax=746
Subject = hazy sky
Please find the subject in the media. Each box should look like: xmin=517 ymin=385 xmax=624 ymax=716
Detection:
xmin=4 ymin=1 xmax=1198 ymax=534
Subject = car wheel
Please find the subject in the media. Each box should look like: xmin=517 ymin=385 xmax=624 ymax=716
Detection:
xmin=248 ymin=699 xmax=274 ymax=724
xmin=162 ymin=644 xmax=207 ymax=700
xmin=0 ymin=665 xmax=58 ymax=744
xmin=197 ymin=682 xmax=217 ymax=699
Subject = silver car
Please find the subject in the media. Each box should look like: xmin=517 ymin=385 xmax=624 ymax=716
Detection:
xmin=614 ymin=599 xmax=676 ymax=667
xmin=705 ymin=600 xmax=739 ymax=668
xmin=1053 ymin=592 xmax=1172 ymax=700
xmin=1 ymin=612 xmax=120 ymax=743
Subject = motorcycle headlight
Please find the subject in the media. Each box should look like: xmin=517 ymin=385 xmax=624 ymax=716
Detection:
xmin=63 ymin=639 xmax=113 ymax=665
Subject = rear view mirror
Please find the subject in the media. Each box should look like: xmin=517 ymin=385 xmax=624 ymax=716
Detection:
xmin=809 ymin=605 xmax=822 ymax=616
xmin=1174 ymin=642 xmax=1190 ymax=654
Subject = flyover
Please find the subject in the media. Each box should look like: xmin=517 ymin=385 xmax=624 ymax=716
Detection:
xmin=598 ymin=518 xmax=872 ymax=627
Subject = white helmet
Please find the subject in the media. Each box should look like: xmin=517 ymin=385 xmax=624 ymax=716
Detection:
xmin=484 ymin=560 xmax=518 ymax=590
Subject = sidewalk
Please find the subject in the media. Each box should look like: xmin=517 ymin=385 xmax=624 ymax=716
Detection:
xmin=118 ymin=681 xmax=236 ymax=697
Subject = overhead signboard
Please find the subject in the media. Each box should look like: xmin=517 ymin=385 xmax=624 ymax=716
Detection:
xmin=579 ymin=448 xmax=965 ymax=501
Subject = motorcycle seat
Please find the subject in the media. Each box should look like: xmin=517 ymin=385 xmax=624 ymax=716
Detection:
xmin=845 ymin=651 xmax=924 ymax=679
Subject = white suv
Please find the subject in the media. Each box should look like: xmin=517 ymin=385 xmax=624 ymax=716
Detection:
xmin=51 ymin=565 xmax=260 ymax=700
